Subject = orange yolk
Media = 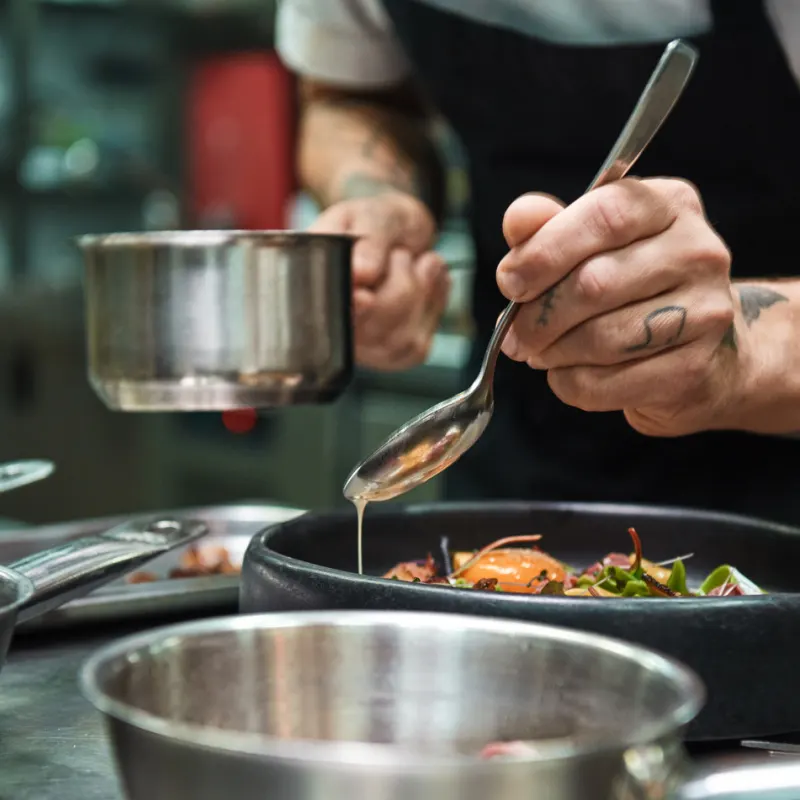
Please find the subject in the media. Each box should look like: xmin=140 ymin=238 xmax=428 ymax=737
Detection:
xmin=453 ymin=549 xmax=568 ymax=593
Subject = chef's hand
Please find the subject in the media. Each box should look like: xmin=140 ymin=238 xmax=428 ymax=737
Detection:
xmin=496 ymin=178 xmax=745 ymax=437
xmin=309 ymin=191 xmax=450 ymax=371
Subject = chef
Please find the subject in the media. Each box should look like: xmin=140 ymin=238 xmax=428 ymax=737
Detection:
xmin=276 ymin=0 xmax=800 ymax=523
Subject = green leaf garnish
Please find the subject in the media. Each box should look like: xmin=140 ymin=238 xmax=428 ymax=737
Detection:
xmin=667 ymin=559 xmax=689 ymax=596
xmin=622 ymin=580 xmax=649 ymax=597
xmin=698 ymin=565 xmax=734 ymax=595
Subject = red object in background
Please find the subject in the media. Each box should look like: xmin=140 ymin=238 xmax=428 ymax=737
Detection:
xmin=222 ymin=408 xmax=258 ymax=434
xmin=187 ymin=52 xmax=296 ymax=230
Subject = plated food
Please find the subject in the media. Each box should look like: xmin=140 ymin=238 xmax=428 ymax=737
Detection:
xmin=384 ymin=528 xmax=764 ymax=598
xmin=126 ymin=544 xmax=240 ymax=584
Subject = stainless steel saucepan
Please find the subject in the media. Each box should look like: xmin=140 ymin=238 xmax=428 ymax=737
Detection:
xmin=0 ymin=517 xmax=207 ymax=678
xmin=77 ymin=230 xmax=354 ymax=411
xmin=81 ymin=610 xmax=706 ymax=800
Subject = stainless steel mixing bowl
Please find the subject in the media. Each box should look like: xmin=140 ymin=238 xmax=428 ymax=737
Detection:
xmin=81 ymin=611 xmax=704 ymax=800
xmin=78 ymin=230 xmax=354 ymax=411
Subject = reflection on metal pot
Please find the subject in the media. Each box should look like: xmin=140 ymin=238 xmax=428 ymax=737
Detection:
xmin=78 ymin=230 xmax=354 ymax=411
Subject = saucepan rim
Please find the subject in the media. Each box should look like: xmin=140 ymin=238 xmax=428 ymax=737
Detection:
xmin=80 ymin=609 xmax=704 ymax=772
xmin=75 ymin=230 xmax=356 ymax=250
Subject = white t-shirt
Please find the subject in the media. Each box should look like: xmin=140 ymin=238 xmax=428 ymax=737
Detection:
xmin=276 ymin=0 xmax=800 ymax=88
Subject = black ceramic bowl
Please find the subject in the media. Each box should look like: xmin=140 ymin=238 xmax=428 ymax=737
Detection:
xmin=240 ymin=501 xmax=800 ymax=741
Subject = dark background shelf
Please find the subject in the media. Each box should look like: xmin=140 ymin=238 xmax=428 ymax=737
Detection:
xmin=0 ymin=0 xmax=276 ymax=283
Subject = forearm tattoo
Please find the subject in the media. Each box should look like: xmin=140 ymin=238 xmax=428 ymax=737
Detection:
xmin=738 ymin=285 xmax=788 ymax=326
xmin=334 ymin=111 xmax=443 ymax=217
xmin=339 ymin=172 xmax=416 ymax=199
xmin=719 ymin=285 xmax=789 ymax=352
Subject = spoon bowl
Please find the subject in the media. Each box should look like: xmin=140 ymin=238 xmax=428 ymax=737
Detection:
xmin=344 ymin=384 xmax=492 ymax=502
xmin=344 ymin=38 xmax=699 ymax=504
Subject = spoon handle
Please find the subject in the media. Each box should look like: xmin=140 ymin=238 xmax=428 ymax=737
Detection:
xmin=589 ymin=39 xmax=698 ymax=187
xmin=480 ymin=38 xmax=699 ymax=385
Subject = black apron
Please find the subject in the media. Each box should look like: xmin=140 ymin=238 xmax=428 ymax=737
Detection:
xmin=380 ymin=0 xmax=800 ymax=525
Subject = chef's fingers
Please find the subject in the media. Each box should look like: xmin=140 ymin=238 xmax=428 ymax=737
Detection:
xmin=503 ymin=210 xmax=728 ymax=358
xmin=415 ymin=251 xmax=451 ymax=334
xmin=519 ymin=286 xmax=733 ymax=369
xmin=502 ymin=193 xmax=565 ymax=248
xmin=359 ymin=248 xmax=417 ymax=344
xmin=545 ymin=335 xmax=729 ymax=416
xmin=496 ymin=178 xmax=696 ymax=304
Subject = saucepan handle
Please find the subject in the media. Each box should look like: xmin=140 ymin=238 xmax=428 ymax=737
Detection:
xmin=670 ymin=753 xmax=800 ymax=799
xmin=11 ymin=517 xmax=208 ymax=624
xmin=0 ymin=459 xmax=54 ymax=493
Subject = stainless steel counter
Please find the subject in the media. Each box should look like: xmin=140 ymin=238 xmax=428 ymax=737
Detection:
xmin=0 ymin=621 xmax=177 ymax=800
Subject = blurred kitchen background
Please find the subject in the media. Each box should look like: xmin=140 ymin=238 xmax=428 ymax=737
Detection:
xmin=0 ymin=0 xmax=476 ymax=523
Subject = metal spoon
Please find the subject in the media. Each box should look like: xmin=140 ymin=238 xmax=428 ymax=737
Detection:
xmin=344 ymin=38 xmax=699 ymax=504
xmin=0 ymin=460 xmax=55 ymax=493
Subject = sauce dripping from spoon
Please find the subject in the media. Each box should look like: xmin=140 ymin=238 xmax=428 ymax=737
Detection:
xmin=347 ymin=428 xmax=466 ymax=573
xmin=353 ymin=497 xmax=367 ymax=575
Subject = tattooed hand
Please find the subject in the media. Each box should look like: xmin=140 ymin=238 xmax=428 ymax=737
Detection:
xmin=310 ymin=188 xmax=450 ymax=371
xmin=494 ymin=177 xmax=754 ymax=437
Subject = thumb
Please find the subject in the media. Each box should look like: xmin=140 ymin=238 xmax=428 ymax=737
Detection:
xmin=503 ymin=192 xmax=565 ymax=248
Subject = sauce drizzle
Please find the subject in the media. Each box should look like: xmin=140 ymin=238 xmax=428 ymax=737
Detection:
xmin=354 ymin=497 xmax=367 ymax=576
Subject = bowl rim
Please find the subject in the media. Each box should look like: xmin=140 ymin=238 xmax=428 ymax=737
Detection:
xmin=254 ymin=500 xmax=798 ymax=611
xmin=80 ymin=609 xmax=704 ymax=774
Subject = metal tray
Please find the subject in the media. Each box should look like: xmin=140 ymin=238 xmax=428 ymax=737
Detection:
xmin=1 ymin=502 xmax=304 ymax=632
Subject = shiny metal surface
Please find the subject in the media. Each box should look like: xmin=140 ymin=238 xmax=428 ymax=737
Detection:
xmin=588 ymin=39 xmax=699 ymax=188
xmin=2 ymin=629 xmax=797 ymax=800
xmin=675 ymin=756 xmax=800 ymax=798
xmin=78 ymin=230 xmax=354 ymax=411
xmin=0 ymin=459 xmax=55 ymax=493
xmin=741 ymin=740 xmax=800 ymax=757
xmin=343 ymin=38 xmax=699 ymax=504
xmin=7 ymin=518 xmax=208 ymax=625
xmin=3 ymin=503 xmax=304 ymax=632
xmin=81 ymin=610 xmax=702 ymax=800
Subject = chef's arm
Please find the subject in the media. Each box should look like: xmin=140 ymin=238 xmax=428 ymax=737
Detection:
xmin=297 ymin=79 xmax=446 ymax=221
xmin=732 ymin=280 xmax=800 ymax=435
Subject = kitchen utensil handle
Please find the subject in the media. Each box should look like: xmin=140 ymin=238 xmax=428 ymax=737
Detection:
xmin=479 ymin=39 xmax=698 ymax=387
xmin=12 ymin=518 xmax=208 ymax=624
xmin=0 ymin=460 xmax=55 ymax=493
xmin=589 ymin=38 xmax=698 ymax=187
xmin=741 ymin=740 xmax=800 ymax=757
